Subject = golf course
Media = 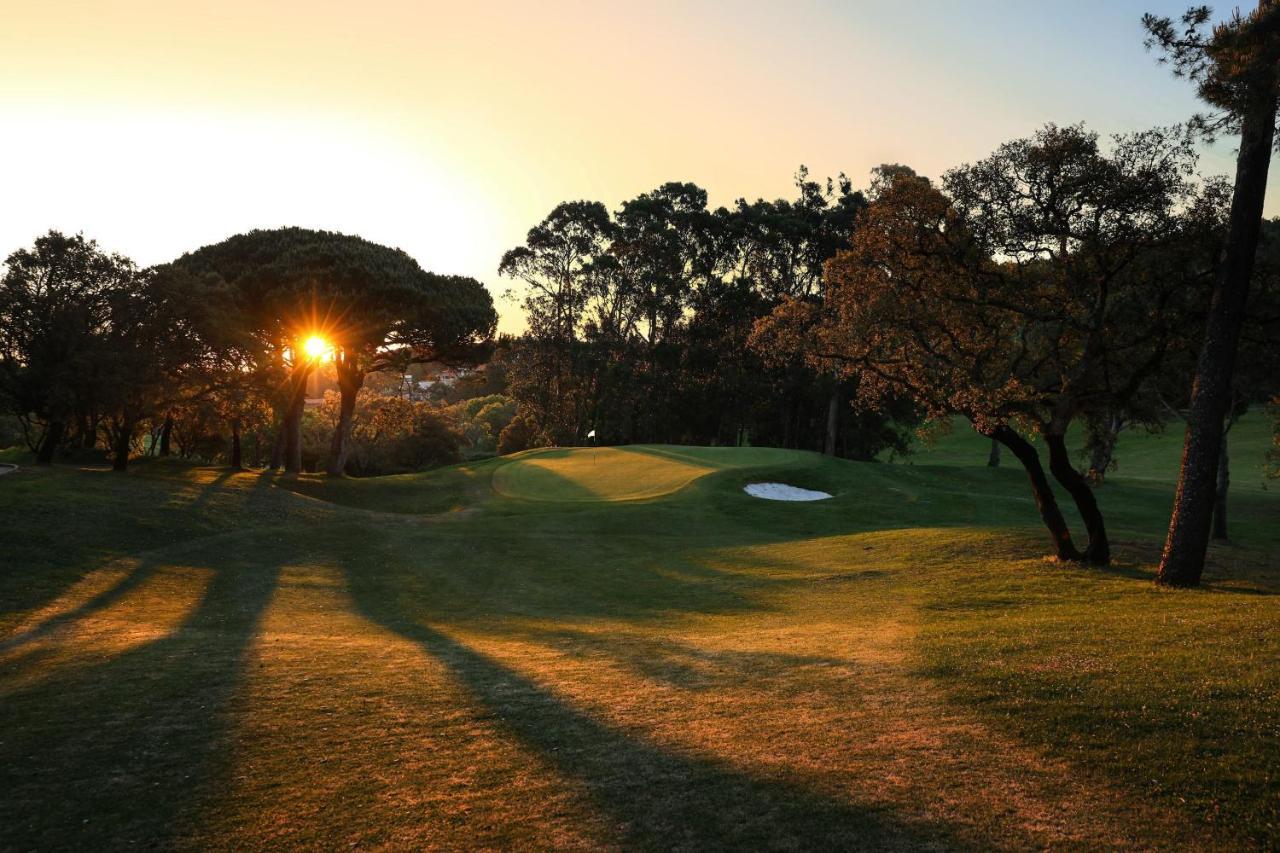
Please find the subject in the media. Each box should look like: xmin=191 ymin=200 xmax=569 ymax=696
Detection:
xmin=1 ymin=417 xmax=1277 ymax=850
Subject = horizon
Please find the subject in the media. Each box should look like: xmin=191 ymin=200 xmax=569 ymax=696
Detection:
xmin=1 ymin=1 xmax=1274 ymax=335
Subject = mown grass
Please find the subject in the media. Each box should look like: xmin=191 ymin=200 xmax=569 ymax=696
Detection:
xmin=1 ymin=426 xmax=1277 ymax=849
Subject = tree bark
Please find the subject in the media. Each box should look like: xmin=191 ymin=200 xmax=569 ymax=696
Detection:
xmin=823 ymin=384 xmax=839 ymax=456
xmin=78 ymin=413 xmax=95 ymax=449
xmin=987 ymin=437 xmax=1001 ymax=468
xmin=1158 ymin=70 xmax=1278 ymax=587
xmin=268 ymin=417 xmax=286 ymax=471
xmin=158 ymin=414 xmax=174 ymax=457
xmin=111 ymin=419 xmax=134 ymax=471
xmin=282 ymin=364 xmax=313 ymax=474
xmin=1212 ymin=431 xmax=1230 ymax=541
xmin=327 ymin=356 xmax=363 ymax=476
xmin=284 ymin=393 xmax=305 ymax=474
xmin=229 ymin=420 xmax=243 ymax=470
xmin=986 ymin=424 xmax=1082 ymax=562
xmin=1086 ymin=414 xmax=1121 ymax=485
xmin=36 ymin=420 xmax=64 ymax=465
xmin=1045 ymin=432 xmax=1110 ymax=565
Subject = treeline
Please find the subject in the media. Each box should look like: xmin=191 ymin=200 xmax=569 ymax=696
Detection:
xmin=754 ymin=127 xmax=1278 ymax=567
xmin=493 ymin=170 xmax=915 ymax=460
xmin=0 ymin=228 xmax=497 ymax=473
xmin=3 ymin=5 xmax=1279 ymax=590
xmin=495 ymin=124 xmax=1278 ymax=572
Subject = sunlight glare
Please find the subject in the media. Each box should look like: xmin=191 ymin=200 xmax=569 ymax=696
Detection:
xmin=303 ymin=335 xmax=331 ymax=361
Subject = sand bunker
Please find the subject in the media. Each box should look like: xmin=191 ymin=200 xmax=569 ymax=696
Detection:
xmin=744 ymin=482 xmax=833 ymax=502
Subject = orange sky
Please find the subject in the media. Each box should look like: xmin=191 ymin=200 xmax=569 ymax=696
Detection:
xmin=1 ymin=1 xmax=1269 ymax=333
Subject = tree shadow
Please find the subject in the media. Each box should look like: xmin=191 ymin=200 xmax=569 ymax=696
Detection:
xmin=341 ymin=571 xmax=968 ymax=850
xmin=1 ymin=466 xmax=294 ymax=627
xmin=0 ymin=553 xmax=166 ymax=655
xmin=185 ymin=467 xmax=238 ymax=510
xmin=492 ymin=624 xmax=862 ymax=693
xmin=1 ymin=474 xmax=286 ymax=655
xmin=0 ymin=542 xmax=282 ymax=849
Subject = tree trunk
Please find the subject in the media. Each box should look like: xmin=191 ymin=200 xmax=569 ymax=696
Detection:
xmin=268 ymin=417 xmax=286 ymax=471
xmin=1212 ymin=432 xmax=1230 ymax=541
xmin=230 ymin=420 xmax=243 ymax=470
xmin=282 ymin=364 xmax=313 ymax=474
xmin=284 ymin=394 xmax=305 ymax=474
xmin=1086 ymin=414 xmax=1121 ymax=485
xmin=1045 ymin=432 xmax=1110 ymax=565
xmin=823 ymin=384 xmax=839 ymax=456
xmin=158 ymin=414 xmax=174 ymax=457
xmin=78 ymin=413 xmax=94 ymax=448
xmin=1158 ymin=69 xmax=1278 ymax=587
xmin=987 ymin=437 xmax=1001 ymax=468
xmin=36 ymin=420 xmax=65 ymax=465
xmin=112 ymin=420 xmax=134 ymax=471
xmin=327 ymin=358 xmax=363 ymax=476
xmin=986 ymin=424 xmax=1082 ymax=562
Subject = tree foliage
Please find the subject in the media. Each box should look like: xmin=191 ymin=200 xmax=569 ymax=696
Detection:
xmin=760 ymin=126 xmax=1227 ymax=563
xmin=498 ymin=169 xmax=912 ymax=458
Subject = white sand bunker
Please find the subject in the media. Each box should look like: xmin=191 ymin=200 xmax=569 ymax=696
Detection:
xmin=744 ymin=482 xmax=833 ymax=502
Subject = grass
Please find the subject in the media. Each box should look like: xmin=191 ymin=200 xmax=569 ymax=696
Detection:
xmin=1 ymin=424 xmax=1277 ymax=850
xmin=898 ymin=410 xmax=1277 ymax=492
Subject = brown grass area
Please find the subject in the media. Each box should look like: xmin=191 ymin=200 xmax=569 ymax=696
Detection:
xmin=98 ymin=555 xmax=1195 ymax=850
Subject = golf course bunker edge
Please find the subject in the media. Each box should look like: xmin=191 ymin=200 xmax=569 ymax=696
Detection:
xmin=743 ymin=482 xmax=833 ymax=502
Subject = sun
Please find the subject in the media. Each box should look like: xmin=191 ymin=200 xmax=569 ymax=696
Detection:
xmin=302 ymin=335 xmax=331 ymax=361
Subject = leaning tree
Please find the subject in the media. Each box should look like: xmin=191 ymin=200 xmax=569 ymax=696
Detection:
xmin=1144 ymin=2 xmax=1280 ymax=586
xmin=759 ymin=126 xmax=1223 ymax=565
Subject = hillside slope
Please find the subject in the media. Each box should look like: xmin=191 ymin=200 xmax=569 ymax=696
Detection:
xmin=0 ymin=443 xmax=1277 ymax=849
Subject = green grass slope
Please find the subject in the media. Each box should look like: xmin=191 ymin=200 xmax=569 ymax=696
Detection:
xmin=0 ymin=437 xmax=1277 ymax=849
xmin=491 ymin=445 xmax=812 ymax=502
xmin=899 ymin=410 xmax=1277 ymax=492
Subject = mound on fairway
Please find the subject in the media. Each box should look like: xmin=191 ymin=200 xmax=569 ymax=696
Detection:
xmin=490 ymin=444 xmax=812 ymax=502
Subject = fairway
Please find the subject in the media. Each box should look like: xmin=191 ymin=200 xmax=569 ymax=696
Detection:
xmin=2 ymin=426 xmax=1278 ymax=850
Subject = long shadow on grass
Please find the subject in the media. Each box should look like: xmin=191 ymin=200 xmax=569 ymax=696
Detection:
xmin=344 ymin=575 xmax=966 ymax=851
xmin=496 ymin=625 xmax=861 ymax=693
xmin=1 ymin=473 xmax=287 ymax=653
xmin=0 ymin=544 xmax=280 ymax=850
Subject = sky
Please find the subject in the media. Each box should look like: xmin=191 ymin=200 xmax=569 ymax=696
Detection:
xmin=1 ymin=1 xmax=1272 ymax=334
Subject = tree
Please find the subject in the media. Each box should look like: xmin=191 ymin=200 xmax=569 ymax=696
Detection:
xmin=326 ymin=271 xmax=494 ymax=476
xmin=93 ymin=267 xmax=204 ymax=471
xmin=768 ymin=128 xmax=1219 ymax=565
xmin=499 ymin=202 xmax=614 ymax=343
xmin=499 ymin=203 xmax=614 ymax=443
xmin=167 ymin=228 xmax=494 ymax=475
xmin=1145 ymin=2 xmax=1280 ymax=586
xmin=756 ymin=168 xmax=1086 ymax=562
xmin=0 ymin=232 xmax=135 ymax=464
xmin=499 ymin=171 xmax=908 ymax=459
xmin=943 ymin=124 xmax=1216 ymax=563
xmin=737 ymin=169 xmax=867 ymax=455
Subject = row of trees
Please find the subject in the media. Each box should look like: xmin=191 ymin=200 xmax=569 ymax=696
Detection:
xmin=757 ymin=127 xmax=1277 ymax=570
xmin=495 ymin=171 xmax=913 ymax=460
xmin=497 ymin=3 xmax=1280 ymax=587
xmin=2 ymin=5 xmax=1274 ymax=589
xmin=0 ymin=228 xmax=497 ymax=474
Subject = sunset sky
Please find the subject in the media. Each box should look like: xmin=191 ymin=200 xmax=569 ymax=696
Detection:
xmin=1 ymin=1 xmax=1271 ymax=333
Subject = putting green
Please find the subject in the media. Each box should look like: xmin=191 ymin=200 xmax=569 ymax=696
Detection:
xmin=489 ymin=445 xmax=812 ymax=502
